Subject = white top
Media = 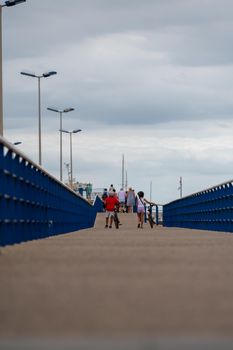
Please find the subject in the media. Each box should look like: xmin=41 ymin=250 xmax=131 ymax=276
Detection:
xmin=118 ymin=190 xmax=126 ymax=202
xmin=137 ymin=196 xmax=145 ymax=209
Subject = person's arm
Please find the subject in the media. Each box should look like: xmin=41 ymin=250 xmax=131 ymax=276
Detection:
xmin=144 ymin=198 xmax=156 ymax=205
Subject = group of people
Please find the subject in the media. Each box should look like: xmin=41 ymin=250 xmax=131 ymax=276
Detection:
xmin=102 ymin=184 xmax=155 ymax=229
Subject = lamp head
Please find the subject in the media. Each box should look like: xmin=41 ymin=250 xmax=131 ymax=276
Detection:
xmin=73 ymin=129 xmax=82 ymax=133
xmin=47 ymin=107 xmax=59 ymax=113
xmin=63 ymin=108 xmax=75 ymax=113
xmin=5 ymin=0 xmax=26 ymax=7
xmin=20 ymin=71 xmax=36 ymax=78
xmin=43 ymin=71 xmax=57 ymax=78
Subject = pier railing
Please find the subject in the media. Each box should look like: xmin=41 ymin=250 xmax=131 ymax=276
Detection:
xmin=163 ymin=179 xmax=233 ymax=233
xmin=0 ymin=136 xmax=103 ymax=246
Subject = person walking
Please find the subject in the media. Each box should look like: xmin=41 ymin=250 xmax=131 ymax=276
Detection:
xmin=109 ymin=184 xmax=115 ymax=193
xmin=126 ymin=187 xmax=136 ymax=213
xmin=101 ymin=188 xmax=108 ymax=211
xmin=104 ymin=191 xmax=119 ymax=229
xmin=118 ymin=188 xmax=126 ymax=212
xmin=136 ymin=191 xmax=155 ymax=228
xmin=102 ymin=188 xmax=108 ymax=200
xmin=125 ymin=191 xmax=128 ymax=212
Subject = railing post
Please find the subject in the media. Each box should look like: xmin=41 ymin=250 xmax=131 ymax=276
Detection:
xmin=155 ymin=205 xmax=159 ymax=225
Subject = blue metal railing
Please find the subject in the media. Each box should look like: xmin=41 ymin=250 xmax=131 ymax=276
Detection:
xmin=163 ymin=179 xmax=233 ymax=233
xmin=0 ymin=137 xmax=103 ymax=246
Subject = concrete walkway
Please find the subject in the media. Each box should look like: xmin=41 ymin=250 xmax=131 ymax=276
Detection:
xmin=1 ymin=213 xmax=233 ymax=347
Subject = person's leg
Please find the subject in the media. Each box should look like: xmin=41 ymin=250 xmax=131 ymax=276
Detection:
xmin=141 ymin=212 xmax=144 ymax=228
xmin=137 ymin=212 xmax=141 ymax=228
xmin=105 ymin=212 xmax=109 ymax=227
xmin=109 ymin=215 xmax=113 ymax=228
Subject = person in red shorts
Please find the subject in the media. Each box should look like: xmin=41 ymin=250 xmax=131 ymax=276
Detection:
xmin=104 ymin=191 xmax=119 ymax=228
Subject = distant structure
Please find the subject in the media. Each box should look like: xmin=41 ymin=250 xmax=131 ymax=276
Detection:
xmin=91 ymin=188 xmax=105 ymax=201
xmin=78 ymin=182 xmax=92 ymax=199
xmin=72 ymin=182 xmax=93 ymax=200
xmin=64 ymin=162 xmax=71 ymax=185
xmin=125 ymin=170 xmax=128 ymax=191
xmin=121 ymin=154 xmax=129 ymax=191
xmin=178 ymin=176 xmax=183 ymax=198
xmin=64 ymin=162 xmax=92 ymax=200
xmin=122 ymin=154 xmax=125 ymax=189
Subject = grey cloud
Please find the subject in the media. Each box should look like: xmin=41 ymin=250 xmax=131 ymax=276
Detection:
xmin=4 ymin=0 xmax=233 ymax=66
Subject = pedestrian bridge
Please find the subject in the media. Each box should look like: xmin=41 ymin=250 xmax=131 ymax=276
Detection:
xmin=1 ymin=136 xmax=233 ymax=348
xmin=1 ymin=135 xmax=233 ymax=247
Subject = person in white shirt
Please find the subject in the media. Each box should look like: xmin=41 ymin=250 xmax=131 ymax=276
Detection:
xmin=109 ymin=184 xmax=115 ymax=193
xmin=136 ymin=191 xmax=155 ymax=228
xmin=118 ymin=188 xmax=126 ymax=212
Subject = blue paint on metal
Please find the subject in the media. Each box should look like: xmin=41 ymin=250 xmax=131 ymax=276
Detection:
xmin=163 ymin=180 xmax=233 ymax=233
xmin=0 ymin=138 xmax=103 ymax=246
xmin=155 ymin=205 xmax=159 ymax=225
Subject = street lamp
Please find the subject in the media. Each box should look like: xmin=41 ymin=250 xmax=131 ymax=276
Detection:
xmin=60 ymin=128 xmax=82 ymax=189
xmin=47 ymin=107 xmax=75 ymax=182
xmin=0 ymin=0 xmax=26 ymax=136
xmin=4 ymin=1 xmax=26 ymax=6
xmin=21 ymin=70 xmax=57 ymax=166
xmin=10 ymin=141 xmax=22 ymax=146
xmin=178 ymin=176 xmax=183 ymax=198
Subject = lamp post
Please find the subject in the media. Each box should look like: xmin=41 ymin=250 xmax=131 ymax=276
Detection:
xmin=21 ymin=70 xmax=57 ymax=166
xmin=0 ymin=0 xmax=26 ymax=136
xmin=121 ymin=153 xmax=125 ymax=189
xmin=60 ymin=129 xmax=82 ymax=189
xmin=178 ymin=176 xmax=183 ymax=198
xmin=47 ymin=107 xmax=75 ymax=182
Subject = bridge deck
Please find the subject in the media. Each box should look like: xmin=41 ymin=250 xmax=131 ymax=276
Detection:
xmin=1 ymin=213 xmax=233 ymax=339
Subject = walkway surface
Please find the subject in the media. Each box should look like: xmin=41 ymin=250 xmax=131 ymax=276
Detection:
xmin=1 ymin=213 xmax=233 ymax=348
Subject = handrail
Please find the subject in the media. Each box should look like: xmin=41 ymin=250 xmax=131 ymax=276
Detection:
xmin=163 ymin=178 xmax=233 ymax=233
xmin=169 ymin=178 xmax=233 ymax=204
xmin=0 ymin=136 xmax=91 ymax=206
xmin=0 ymin=136 xmax=103 ymax=246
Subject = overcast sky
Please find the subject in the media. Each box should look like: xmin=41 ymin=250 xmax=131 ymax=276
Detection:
xmin=3 ymin=0 xmax=233 ymax=203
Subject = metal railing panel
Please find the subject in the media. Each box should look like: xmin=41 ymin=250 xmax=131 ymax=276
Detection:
xmin=163 ymin=180 xmax=233 ymax=233
xmin=0 ymin=137 xmax=103 ymax=246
